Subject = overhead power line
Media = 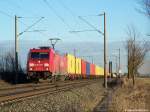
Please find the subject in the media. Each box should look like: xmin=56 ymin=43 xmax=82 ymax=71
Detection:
xmin=43 ymin=0 xmax=83 ymax=39
xmin=4 ymin=0 xmax=21 ymax=9
xmin=19 ymin=17 xmax=44 ymax=36
xmin=0 ymin=10 xmax=26 ymax=27
xmin=78 ymin=16 xmax=104 ymax=35
xmin=0 ymin=10 xmax=46 ymax=38
xmin=0 ymin=1 xmax=49 ymax=38
xmin=18 ymin=18 xmax=50 ymax=38
xmin=56 ymin=0 xmax=79 ymax=24
xmin=4 ymin=0 xmax=39 ymax=17
xmin=69 ymin=29 xmax=97 ymax=33
xmin=56 ymin=0 xmax=93 ymax=39
xmin=43 ymin=0 xmax=72 ymax=29
xmin=0 ymin=10 xmax=13 ymax=18
xmin=5 ymin=0 xmax=57 ymax=38
xmin=57 ymin=0 xmax=75 ymax=16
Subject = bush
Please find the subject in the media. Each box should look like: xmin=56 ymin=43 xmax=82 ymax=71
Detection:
xmin=0 ymin=51 xmax=27 ymax=84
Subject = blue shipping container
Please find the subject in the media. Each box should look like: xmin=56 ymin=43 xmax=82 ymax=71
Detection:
xmin=86 ymin=62 xmax=90 ymax=76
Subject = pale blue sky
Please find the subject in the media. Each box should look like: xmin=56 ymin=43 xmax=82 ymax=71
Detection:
xmin=0 ymin=0 xmax=149 ymax=42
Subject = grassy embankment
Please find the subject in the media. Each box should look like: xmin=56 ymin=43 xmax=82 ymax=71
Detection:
xmin=109 ymin=78 xmax=150 ymax=112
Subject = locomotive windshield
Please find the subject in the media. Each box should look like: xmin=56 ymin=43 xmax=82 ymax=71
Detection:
xmin=31 ymin=52 xmax=49 ymax=59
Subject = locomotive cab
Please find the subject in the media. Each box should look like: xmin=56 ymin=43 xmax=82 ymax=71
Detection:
xmin=27 ymin=47 xmax=54 ymax=80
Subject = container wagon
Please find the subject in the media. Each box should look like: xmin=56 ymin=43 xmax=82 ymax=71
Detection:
xmin=86 ymin=62 xmax=90 ymax=78
xmin=81 ymin=59 xmax=86 ymax=78
xmin=90 ymin=63 xmax=95 ymax=78
xmin=75 ymin=57 xmax=81 ymax=78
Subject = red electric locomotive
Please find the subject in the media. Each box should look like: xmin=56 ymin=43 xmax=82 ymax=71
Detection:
xmin=27 ymin=46 xmax=54 ymax=80
xmin=27 ymin=46 xmax=67 ymax=81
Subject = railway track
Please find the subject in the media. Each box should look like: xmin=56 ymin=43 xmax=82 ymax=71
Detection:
xmin=0 ymin=79 xmax=99 ymax=105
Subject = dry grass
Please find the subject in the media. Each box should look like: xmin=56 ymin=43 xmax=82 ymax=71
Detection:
xmin=109 ymin=78 xmax=150 ymax=112
xmin=0 ymin=81 xmax=106 ymax=112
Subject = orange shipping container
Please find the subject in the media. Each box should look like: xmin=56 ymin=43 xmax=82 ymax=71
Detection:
xmin=90 ymin=64 xmax=95 ymax=75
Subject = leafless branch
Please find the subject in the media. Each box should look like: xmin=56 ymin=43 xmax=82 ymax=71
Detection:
xmin=125 ymin=26 xmax=149 ymax=86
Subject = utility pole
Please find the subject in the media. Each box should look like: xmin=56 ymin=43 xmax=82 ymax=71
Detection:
xmin=115 ymin=56 xmax=118 ymax=74
xmin=108 ymin=55 xmax=118 ymax=75
xmin=109 ymin=61 xmax=112 ymax=78
xmin=70 ymin=12 xmax=108 ymax=88
xmin=104 ymin=12 xmax=107 ymax=88
xmin=114 ymin=48 xmax=121 ymax=77
xmin=15 ymin=15 xmax=18 ymax=84
xmin=14 ymin=16 xmax=44 ymax=84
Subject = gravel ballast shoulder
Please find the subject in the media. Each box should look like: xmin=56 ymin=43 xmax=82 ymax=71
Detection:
xmin=0 ymin=81 xmax=105 ymax=112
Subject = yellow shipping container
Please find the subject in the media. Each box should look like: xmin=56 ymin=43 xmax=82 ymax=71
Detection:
xmin=95 ymin=66 xmax=97 ymax=75
xmin=67 ymin=54 xmax=75 ymax=74
xmin=98 ymin=67 xmax=101 ymax=75
xmin=95 ymin=66 xmax=104 ymax=76
xmin=95 ymin=65 xmax=99 ymax=75
xmin=75 ymin=58 xmax=81 ymax=75
xmin=99 ymin=67 xmax=104 ymax=76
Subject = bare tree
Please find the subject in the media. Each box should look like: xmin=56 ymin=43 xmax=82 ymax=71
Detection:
xmin=0 ymin=56 xmax=5 ymax=72
xmin=4 ymin=52 xmax=16 ymax=73
xmin=140 ymin=0 xmax=150 ymax=18
xmin=126 ymin=26 xmax=149 ymax=86
xmin=0 ymin=50 xmax=24 ymax=83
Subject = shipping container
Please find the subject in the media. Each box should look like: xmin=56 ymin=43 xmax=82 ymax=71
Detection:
xmin=95 ymin=65 xmax=100 ymax=76
xmin=86 ymin=62 xmax=90 ymax=77
xmin=67 ymin=54 xmax=75 ymax=74
xmin=75 ymin=58 xmax=81 ymax=75
xmin=81 ymin=59 xmax=86 ymax=78
xmin=95 ymin=65 xmax=104 ymax=76
xmin=99 ymin=67 xmax=104 ymax=76
xmin=53 ymin=53 xmax=61 ymax=73
xmin=95 ymin=65 xmax=98 ymax=75
xmin=50 ymin=49 xmax=55 ymax=73
xmin=90 ymin=64 xmax=95 ymax=76
xmin=60 ymin=55 xmax=67 ymax=74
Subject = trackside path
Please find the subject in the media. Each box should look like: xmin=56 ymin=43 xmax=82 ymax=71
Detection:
xmin=93 ymin=78 xmax=122 ymax=112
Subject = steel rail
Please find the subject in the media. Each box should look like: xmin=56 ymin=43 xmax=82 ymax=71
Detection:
xmin=0 ymin=80 xmax=98 ymax=105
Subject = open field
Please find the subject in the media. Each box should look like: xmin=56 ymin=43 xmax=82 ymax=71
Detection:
xmin=109 ymin=78 xmax=150 ymax=112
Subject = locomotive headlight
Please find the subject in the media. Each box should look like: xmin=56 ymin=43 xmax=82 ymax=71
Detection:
xmin=44 ymin=63 xmax=49 ymax=67
xmin=29 ymin=63 xmax=34 ymax=67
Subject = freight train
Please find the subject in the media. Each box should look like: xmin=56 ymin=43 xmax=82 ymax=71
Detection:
xmin=27 ymin=46 xmax=107 ymax=81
